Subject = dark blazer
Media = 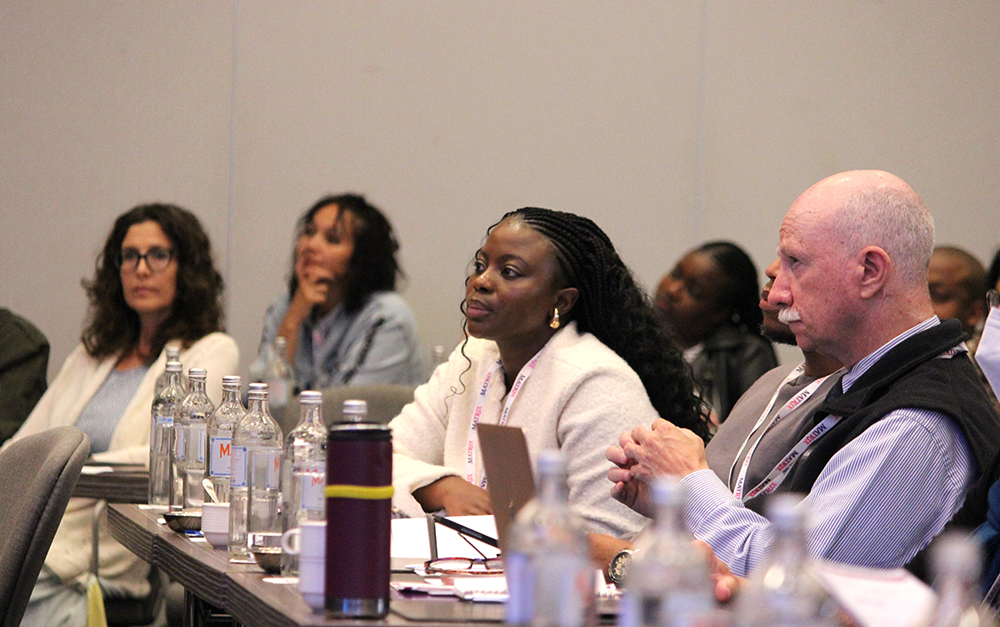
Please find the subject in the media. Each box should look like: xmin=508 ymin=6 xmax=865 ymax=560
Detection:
xmin=689 ymin=324 xmax=777 ymax=422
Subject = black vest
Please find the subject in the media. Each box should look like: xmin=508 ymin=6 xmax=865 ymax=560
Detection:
xmin=782 ymin=319 xmax=1000 ymax=529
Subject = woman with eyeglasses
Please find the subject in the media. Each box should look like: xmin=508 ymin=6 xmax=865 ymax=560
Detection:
xmin=6 ymin=203 xmax=238 ymax=627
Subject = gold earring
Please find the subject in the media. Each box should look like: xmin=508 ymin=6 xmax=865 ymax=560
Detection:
xmin=550 ymin=308 xmax=560 ymax=329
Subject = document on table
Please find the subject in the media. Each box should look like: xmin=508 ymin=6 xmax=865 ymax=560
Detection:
xmin=391 ymin=515 xmax=500 ymax=559
xmin=813 ymin=560 xmax=936 ymax=627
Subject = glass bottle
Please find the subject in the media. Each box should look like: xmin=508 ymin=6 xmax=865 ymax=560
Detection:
xmin=922 ymin=533 xmax=998 ymax=627
xmin=229 ymin=383 xmax=283 ymax=561
xmin=264 ymin=336 xmax=294 ymax=412
xmin=505 ymin=450 xmax=594 ymax=627
xmin=175 ymin=368 xmax=215 ymax=509
xmin=280 ymin=390 xmax=327 ymax=576
xmin=620 ymin=477 xmax=715 ymax=627
xmin=155 ymin=346 xmax=187 ymax=397
xmin=431 ymin=345 xmax=448 ymax=368
xmin=149 ymin=360 xmax=184 ymax=508
xmin=207 ymin=375 xmax=244 ymax=504
xmin=734 ymin=494 xmax=838 ymax=627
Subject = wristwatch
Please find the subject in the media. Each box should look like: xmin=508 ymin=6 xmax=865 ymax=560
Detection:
xmin=608 ymin=548 xmax=635 ymax=586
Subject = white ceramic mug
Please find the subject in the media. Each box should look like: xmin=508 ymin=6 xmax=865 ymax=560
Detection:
xmin=281 ymin=521 xmax=326 ymax=559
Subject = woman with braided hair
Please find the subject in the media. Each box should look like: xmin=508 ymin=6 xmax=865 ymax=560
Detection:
xmin=655 ymin=241 xmax=777 ymax=423
xmin=389 ymin=207 xmax=708 ymax=538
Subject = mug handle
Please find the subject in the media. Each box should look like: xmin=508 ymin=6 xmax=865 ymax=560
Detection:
xmin=281 ymin=527 xmax=301 ymax=555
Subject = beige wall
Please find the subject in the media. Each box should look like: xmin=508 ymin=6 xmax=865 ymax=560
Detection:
xmin=3 ymin=1 xmax=999 ymax=380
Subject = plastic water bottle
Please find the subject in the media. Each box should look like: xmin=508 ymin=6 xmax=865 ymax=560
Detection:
xmin=280 ymin=390 xmax=327 ymax=576
xmin=734 ymin=494 xmax=837 ymax=627
xmin=922 ymin=533 xmax=998 ymax=627
xmin=264 ymin=336 xmax=294 ymax=412
xmin=505 ymin=450 xmax=594 ymax=627
xmin=207 ymin=375 xmax=244 ymax=504
xmin=620 ymin=477 xmax=715 ymax=627
xmin=155 ymin=346 xmax=187 ymax=397
xmin=229 ymin=383 xmax=283 ymax=561
xmin=175 ymin=368 xmax=215 ymax=509
xmin=149 ymin=360 xmax=184 ymax=508
xmin=431 ymin=345 xmax=448 ymax=368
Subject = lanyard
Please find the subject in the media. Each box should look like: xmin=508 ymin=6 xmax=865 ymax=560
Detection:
xmin=731 ymin=345 xmax=965 ymax=502
xmin=465 ymin=348 xmax=543 ymax=488
xmin=730 ymin=364 xmax=834 ymax=501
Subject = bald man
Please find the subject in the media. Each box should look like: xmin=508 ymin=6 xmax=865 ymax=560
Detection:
xmin=609 ymin=171 xmax=1000 ymax=577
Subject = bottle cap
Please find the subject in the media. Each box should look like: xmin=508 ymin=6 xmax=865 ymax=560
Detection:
xmin=766 ymin=493 xmax=806 ymax=532
xmin=931 ymin=532 xmax=982 ymax=580
xmin=166 ymin=346 xmax=181 ymax=360
xmin=300 ymin=391 xmax=322 ymax=405
xmin=341 ymin=399 xmax=369 ymax=422
xmin=222 ymin=375 xmax=241 ymax=387
xmin=188 ymin=368 xmax=207 ymax=381
xmin=650 ymin=476 xmax=683 ymax=508
xmin=536 ymin=449 xmax=566 ymax=476
xmin=165 ymin=360 xmax=182 ymax=373
xmin=248 ymin=382 xmax=269 ymax=400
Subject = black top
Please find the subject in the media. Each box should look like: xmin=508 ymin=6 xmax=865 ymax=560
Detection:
xmin=785 ymin=319 xmax=1000 ymax=530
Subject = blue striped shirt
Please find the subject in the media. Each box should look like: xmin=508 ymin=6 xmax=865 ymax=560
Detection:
xmin=681 ymin=316 xmax=974 ymax=577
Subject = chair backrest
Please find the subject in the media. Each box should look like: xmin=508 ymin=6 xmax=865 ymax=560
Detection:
xmin=0 ymin=426 xmax=89 ymax=627
xmin=277 ymin=384 xmax=416 ymax=433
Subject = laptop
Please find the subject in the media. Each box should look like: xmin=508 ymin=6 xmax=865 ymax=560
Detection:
xmin=475 ymin=423 xmax=537 ymax=554
xmin=391 ymin=424 xmax=618 ymax=623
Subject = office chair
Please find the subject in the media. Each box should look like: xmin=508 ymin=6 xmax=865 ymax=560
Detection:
xmin=0 ymin=426 xmax=90 ymax=627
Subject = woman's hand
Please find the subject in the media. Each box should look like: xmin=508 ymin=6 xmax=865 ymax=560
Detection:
xmin=413 ymin=475 xmax=493 ymax=516
xmin=276 ymin=263 xmax=337 ymax=361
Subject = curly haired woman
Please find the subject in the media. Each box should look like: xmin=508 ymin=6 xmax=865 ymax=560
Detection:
xmin=8 ymin=203 xmax=238 ymax=627
xmin=389 ymin=207 xmax=707 ymax=538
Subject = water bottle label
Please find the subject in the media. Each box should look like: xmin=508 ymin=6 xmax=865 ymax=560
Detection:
xmin=264 ymin=451 xmax=281 ymax=490
xmin=191 ymin=424 xmax=207 ymax=463
xmin=300 ymin=471 xmax=326 ymax=511
xmin=154 ymin=412 xmax=174 ymax=427
xmin=535 ymin=555 xmax=589 ymax=627
xmin=504 ymin=552 xmax=535 ymax=625
xmin=209 ymin=436 xmax=231 ymax=476
xmin=664 ymin=593 xmax=714 ymax=627
xmin=230 ymin=446 xmax=248 ymax=488
xmin=175 ymin=427 xmax=186 ymax=459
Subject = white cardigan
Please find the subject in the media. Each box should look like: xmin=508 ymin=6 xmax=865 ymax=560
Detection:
xmin=7 ymin=332 xmax=238 ymax=595
xmin=390 ymin=322 xmax=652 ymax=538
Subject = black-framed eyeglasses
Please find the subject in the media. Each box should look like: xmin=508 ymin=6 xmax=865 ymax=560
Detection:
xmin=424 ymin=513 xmax=503 ymax=575
xmin=116 ymin=247 xmax=174 ymax=273
xmin=423 ymin=556 xmax=504 ymax=576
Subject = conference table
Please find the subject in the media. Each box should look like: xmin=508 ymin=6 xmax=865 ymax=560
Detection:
xmin=107 ymin=504 xmax=507 ymax=627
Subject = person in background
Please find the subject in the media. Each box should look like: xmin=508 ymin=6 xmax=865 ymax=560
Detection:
xmin=250 ymin=193 xmax=425 ymax=391
xmin=928 ymin=246 xmax=987 ymax=344
xmin=655 ymin=241 xmax=777 ymax=424
xmin=610 ymin=171 xmax=1000 ymax=578
xmin=928 ymin=245 xmax=998 ymax=414
xmin=987 ymin=249 xmax=1000 ymax=300
xmin=6 ymin=203 xmax=239 ymax=627
xmin=593 ymin=261 xmax=842 ymax=582
xmin=390 ymin=207 xmax=708 ymax=538
xmin=0 ymin=308 xmax=49 ymax=445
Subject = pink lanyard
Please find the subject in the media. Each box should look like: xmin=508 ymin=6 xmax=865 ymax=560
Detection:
xmin=465 ymin=348 xmax=543 ymax=488
xmin=730 ymin=365 xmax=834 ymax=501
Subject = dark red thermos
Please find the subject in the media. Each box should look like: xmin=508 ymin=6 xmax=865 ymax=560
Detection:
xmin=324 ymin=400 xmax=392 ymax=617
